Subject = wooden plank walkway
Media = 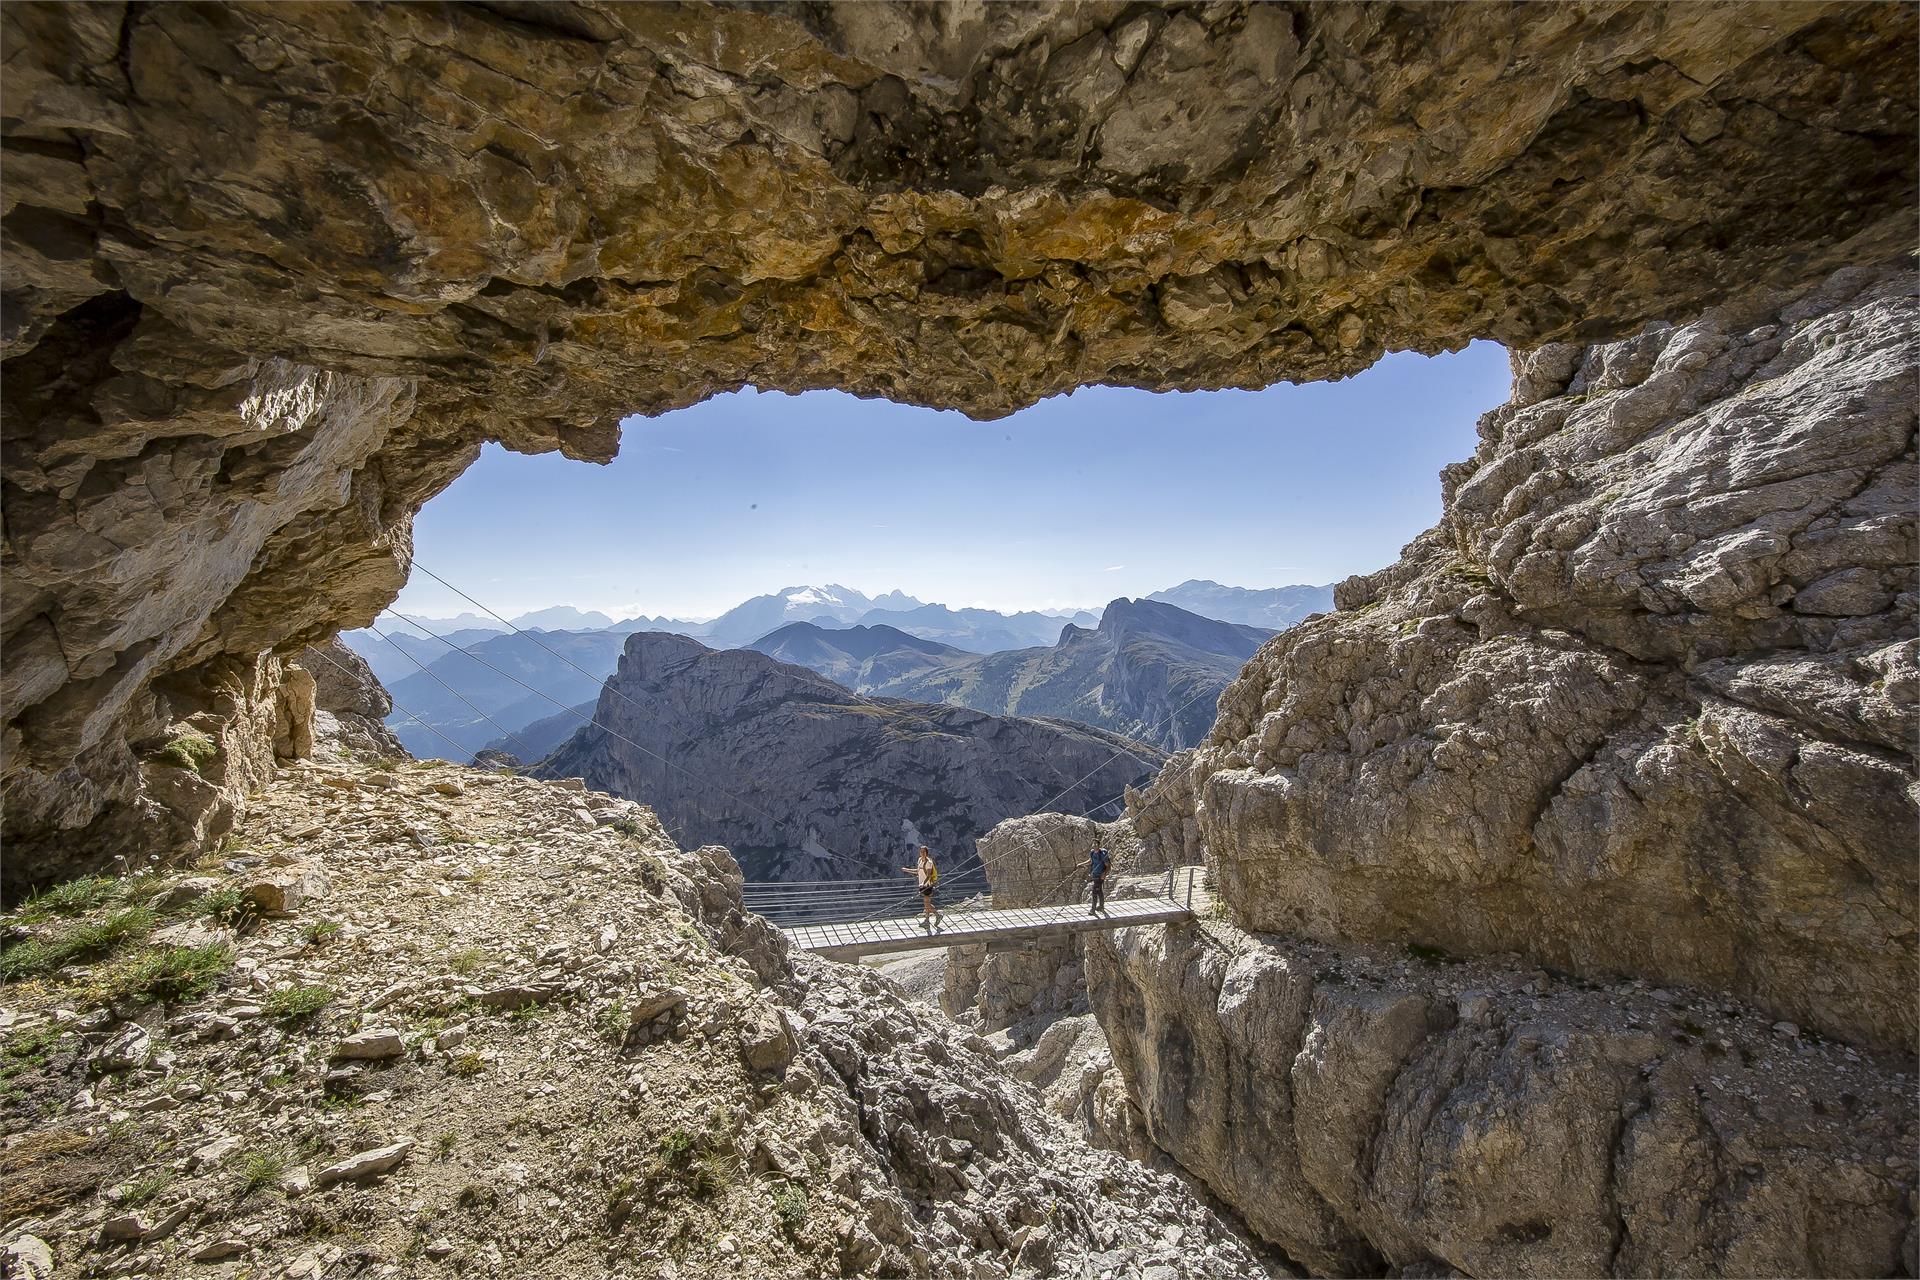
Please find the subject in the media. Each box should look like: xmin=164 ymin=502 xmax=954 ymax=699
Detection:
xmin=786 ymin=887 xmax=1200 ymax=960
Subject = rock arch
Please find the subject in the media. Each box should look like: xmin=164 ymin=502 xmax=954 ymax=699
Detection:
xmin=2 ymin=2 xmax=1915 ymax=886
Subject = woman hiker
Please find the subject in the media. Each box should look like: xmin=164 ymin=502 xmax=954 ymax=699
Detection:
xmin=901 ymin=844 xmax=942 ymax=932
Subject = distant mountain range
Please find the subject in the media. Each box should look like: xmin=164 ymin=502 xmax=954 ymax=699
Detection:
xmin=534 ymin=632 xmax=1164 ymax=881
xmin=699 ymin=584 xmax=909 ymax=647
xmin=751 ymin=599 xmax=1271 ymax=751
xmin=854 ymin=602 xmax=1101 ymax=652
xmin=1144 ymin=580 xmax=1333 ymax=630
xmin=352 ymin=627 xmax=540 ymax=685
xmin=347 ymin=580 xmax=1321 ymax=762
xmin=478 ymin=699 xmax=596 ymax=762
xmin=347 ymin=585 xmax=1088 ymax=679
xmin=378 ymin=629 xmax=629 ymax=759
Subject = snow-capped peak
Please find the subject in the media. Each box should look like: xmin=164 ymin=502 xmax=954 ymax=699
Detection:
xmin=781 ymin=584 xmax=870 ymax=610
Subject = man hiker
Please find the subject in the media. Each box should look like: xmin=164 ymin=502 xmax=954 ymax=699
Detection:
xmin=1087 ymin=843 xmax=1111 ymax=915
xmin=901 ymin=844 xmax=941 ymax=932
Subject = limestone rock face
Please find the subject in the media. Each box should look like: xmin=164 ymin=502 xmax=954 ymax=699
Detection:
xmin=534 ymin=632 xmax=1162 ymax=881
xmin=1125 ymin=748 xmax=1210 ymax=871
xmin=1181 ymin=262 xmax=1917 ymax=1048
xmin=295 ymin=639 xmax=406 ymax=761
xmin=1085 ymin=919 xmax=1917 ymax=1278
xmin=2 ymin=352 xmax=423 ymax=887
xmin=940 ymin=811 xmax=1142 ymax=1029
xmin=3 ymin=2 xmax=1915 ymax=885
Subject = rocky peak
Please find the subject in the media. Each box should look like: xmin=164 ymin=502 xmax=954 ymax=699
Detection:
xmin=1096 ymin=597 xmax=1273 ymax=652
xmin=611 ymin=630 xmax=867 ymax=712
xmin=751 ymin=622 xmax=962 ymax=664
xmin=538 ymin=631 xmax=1164 ymax=880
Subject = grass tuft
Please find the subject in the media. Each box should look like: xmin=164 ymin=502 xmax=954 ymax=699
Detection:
xmin=264 ymin=985 xmax=333 ymax=1022
xmin=652 ymin=1121 xmax=739 ymax=1200
xmin=152 ymin=732 xmax=219 ymax=774
xmin=771 ymin=1182 xmax=808 ymax=1233
xmin=0 ymin=907 xmax=157 ymax=982
xmin=197 ymin=888 xmax=253 ymax=928
xmin=301 ymin=920 xmax=343 ymax=946
xmin=593 ymin=1001 xmax=628 ymax=1044
xmin=236 ymin=1149 xmax=286 ymax=1199
xmin=15 ymin=876 xmax=118 ymax=921
xmin=106 ymin=943 xmax=234 ymax=1005
xmin=120 ymin=1168 xmax=173 ymax=1207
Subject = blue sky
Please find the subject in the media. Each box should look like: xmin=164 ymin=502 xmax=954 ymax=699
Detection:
xmin=392 ymin=341 xmax=1510 ymax=620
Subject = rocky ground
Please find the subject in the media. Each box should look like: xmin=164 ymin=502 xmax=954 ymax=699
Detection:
xmin=0 ymin=758 xmax=1280 ymax=1280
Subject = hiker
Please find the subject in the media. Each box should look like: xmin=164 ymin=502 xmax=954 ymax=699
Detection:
xmin=1087 ymin=843 xmax=1111 ymax=915
xmin=901 ymin=844 xmax=942 ymax=932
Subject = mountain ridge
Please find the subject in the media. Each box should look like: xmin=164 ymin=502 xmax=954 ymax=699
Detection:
xmin=1144 ymin=579 xmax=1334 ymax=630
xmin=751 ymin=598 xmax=1272 ymax=752
xmin=354 ymin=584 xmax=1322 ymax=763
xmin=535 ymin=631 xmax=1166 ymax=880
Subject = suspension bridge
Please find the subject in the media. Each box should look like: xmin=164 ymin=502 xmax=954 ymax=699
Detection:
xmin=746 ymin=864 xmax=1210 ymax=960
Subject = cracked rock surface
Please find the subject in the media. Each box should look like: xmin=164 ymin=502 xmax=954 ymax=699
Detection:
xmin=1084 ymin=916 xmax=1918 ymax=1278
xmin=1177 ymin=259 xmax=1916 ymax=1048
xmin=3 ymin=1 xmax=1916 ymax=883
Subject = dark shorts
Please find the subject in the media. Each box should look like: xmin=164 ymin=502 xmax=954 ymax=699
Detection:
xmin=921 ymin=887 xmax=936 ymax=905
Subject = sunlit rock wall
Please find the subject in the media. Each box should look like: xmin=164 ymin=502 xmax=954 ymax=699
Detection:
xmin=1149 ymin=261 xmax=1918 ymax=1049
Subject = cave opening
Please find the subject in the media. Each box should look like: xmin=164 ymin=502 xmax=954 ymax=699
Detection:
xmin=347 ymin=342 xmax=1506 ymax=879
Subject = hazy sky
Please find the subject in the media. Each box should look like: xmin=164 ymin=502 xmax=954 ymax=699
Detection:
xmin=392 ymin=341 xmax=1510 ymax=620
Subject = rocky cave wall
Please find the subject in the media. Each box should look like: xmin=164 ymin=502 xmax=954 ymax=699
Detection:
xmin=1080 ymin=261 xmax=1917 ymax=1274
xmin=3 ymin=1 xmax=1917 ymax=890
xmin=1177 ymin=260 xmax=1917 ymax=1048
